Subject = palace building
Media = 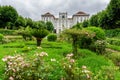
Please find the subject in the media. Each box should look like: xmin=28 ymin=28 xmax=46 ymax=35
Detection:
xmin=41 ymin=11 xmax=89 ymax=33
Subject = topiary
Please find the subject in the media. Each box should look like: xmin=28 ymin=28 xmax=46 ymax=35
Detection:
xmin=17 ymin=26 xmax=32 ymax=40
xmin=85 ymin=26 xmax=106 ymax=40
xmin=79 ymin=27 xmax=106 ymax=54
xmin=47 ymin=34 xmax=57 ymax=41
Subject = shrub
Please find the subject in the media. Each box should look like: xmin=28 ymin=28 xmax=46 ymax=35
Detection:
xmin=2 ymin=55 xmax=29 ymax=80
xmin=0 ymin=29 xmax=16 ymax=35
xmin=94 ymin=66 xmax=118 ymax=80
xmin=85 ymin=26 xmax=106 ymax=40
xmin=57 ymin=32 xmax=71 ymax=42
xmin=47 ymin=34 xmax=57 ymax=41
xmin=2 ymin=52 xmax=93 ymax=80
xmin=2 ymin=52 xmax=49 ymax=80
xmin=89 ymin=40 xmax=106 ymax=55
xmin=107 ymin=44 xmax=120 ymax=51
xmin=17 ymin=26 xmax=32 ymax=40
xmin=82 ymin=20 xmax=89 ymax=27
xmin=22 ymin=46 xmax=31 ymax=52
xmin=106 ymin=38 xmax=120 ymax=46
xmin=0 ymin=33 xmax=4 ymax=41
xmin=65 ymin=28 xmax=95 ymax=54
xmin=105 ymin=28 xmax=120 ymax=38
xmin=32 ymin=29 xmax=49 ymax=46
xmin=108 ymin=52 xmax=120 ymax=66
xmin=79 ymin=27 xmax=106 ymax=54
xmin=79 ymin=37 xmax=93 ymax=49
xmin=2 ymin=52 xmax=117 ymax=80
xmin=4 ymin=35 xmax=23 ymax=42
xmin=62 ymin=53 xmax=93 ymax=80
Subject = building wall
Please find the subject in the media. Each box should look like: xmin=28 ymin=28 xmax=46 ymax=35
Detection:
xmin=41 ymin=12 xmax=89 ymax=33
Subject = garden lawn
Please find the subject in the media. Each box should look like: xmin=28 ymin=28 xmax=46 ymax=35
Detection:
xmin=0 ymin=40 xmax=72 ymax=78
xmin=0 ymin=39 xmax=118 ymax=79
xmin=0 ymin=41 xmax=24 ymax=78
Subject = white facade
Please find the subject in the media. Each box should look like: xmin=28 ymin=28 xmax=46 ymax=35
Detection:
xmin=41 ymin=11 xmax=89 ymax=33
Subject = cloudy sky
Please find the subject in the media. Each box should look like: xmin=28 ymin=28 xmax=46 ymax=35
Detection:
xmin=0 ymin=0 xmax=110 ymax=20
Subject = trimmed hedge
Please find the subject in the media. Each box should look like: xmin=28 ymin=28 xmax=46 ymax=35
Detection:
xmin=0 ymin=29 xmax=16 ymax=35
xmin=0 ymin=33 xmax=4 ymax=43
xmin=107 ymin=38 xmax=120 ymax=46
xmin=79 ymin=27 xmax=106 ymax=54
xmin=0 ymin=33 xmax=4 ymax=41
xmin=107 ymin=44 xmax=120 ymax=51
xmin=47 ymin=34 xmax=57 ymax=41
xmin=85 ymin=26 xmax=106 ymax=40
xmin=105 ymin=28 xmax=120 ymax=38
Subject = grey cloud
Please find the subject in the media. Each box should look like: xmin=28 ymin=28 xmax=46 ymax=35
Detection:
xmin=0 ymin=0 xmax=110 ymax=20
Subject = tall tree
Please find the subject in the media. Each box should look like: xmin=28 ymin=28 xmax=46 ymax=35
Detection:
xmin=46 ymin=21 xmax=54 ymax=33
xmin=25 ymin=18 xmax=34 ymax=28
xmin=0 ymin=5 xmax=18 ymax=29
xmin=106 ymin=0 xmax=120 ymax=28
xmin=89 ymin=14 xmax=99 ymax=27
xmin=15 ymin=16 xmax=26 ymax=29
xmin=98 ymin=10 xmax=109 ymax=29
xmin=82 ymin=20 xmax=89 ymax=27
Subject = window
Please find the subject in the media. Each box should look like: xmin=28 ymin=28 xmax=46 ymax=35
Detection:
xmin=62 ymin=15 xmax=65 ymax=18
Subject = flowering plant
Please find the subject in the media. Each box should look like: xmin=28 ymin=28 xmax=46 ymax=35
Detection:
xmin=3 ymin=52 xmax=115 ymax=80
xmin=2 ymin=55 xmax=29 ymax=80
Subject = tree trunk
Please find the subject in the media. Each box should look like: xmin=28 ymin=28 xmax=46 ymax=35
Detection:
xmin=72 ymin=35 xmax=78 ymax=54
xmin=36 ymin=38 xmax=42 ymax=46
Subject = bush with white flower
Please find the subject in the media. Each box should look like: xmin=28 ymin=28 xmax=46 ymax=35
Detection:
xmin=2 ymin=55 xmax=30 ymax=80
xmin=2 ymin=52 xmax=116 ymax=80
xmin=61 ymin=53 xmax=93 ymax=80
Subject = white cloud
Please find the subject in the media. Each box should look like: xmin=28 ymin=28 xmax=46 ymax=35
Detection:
xmin=0 ymin=0 xmax=110 ymax=20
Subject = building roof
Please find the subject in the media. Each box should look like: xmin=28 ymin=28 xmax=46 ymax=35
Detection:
xmin=41 ymin=12 xmax=55 ymax=18
xmin=44 ymin=12 xmax=53 ymax=15
xmin=41 ymin=11 xmax=90 ymax=19
xmin=73 ymin=11 xmax=89 ymax=16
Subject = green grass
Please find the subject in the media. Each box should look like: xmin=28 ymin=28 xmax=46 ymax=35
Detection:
xmin=0 ymin=41 xmax=24 ymax=78
xmin=107 ymin=44 xmax=120 ymax=51
xmin=0 ymin=40 xmax=72 ymax=78
xmin=77 ymin=56 xmax=114 ymax=72
xmin=76 ymin=49 xmax=114 ymax=73
xmin=0 ymin=39 xmax=119 ymax=79
xmin=115 ymin=71 xmax=120 ymax=80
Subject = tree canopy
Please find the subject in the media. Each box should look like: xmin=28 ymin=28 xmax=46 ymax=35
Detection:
xmin=0 ymin=5 xmax=18 ymax=29
xmin=85 ymin=0 xmax=120 ymax=29
xmin=46 ymin=21 xmax=54 ymax=33
xmin=15 ymin=16 xmax=26 ymax=29
xmin=106 ymin=0 xmax=120 ymax=28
